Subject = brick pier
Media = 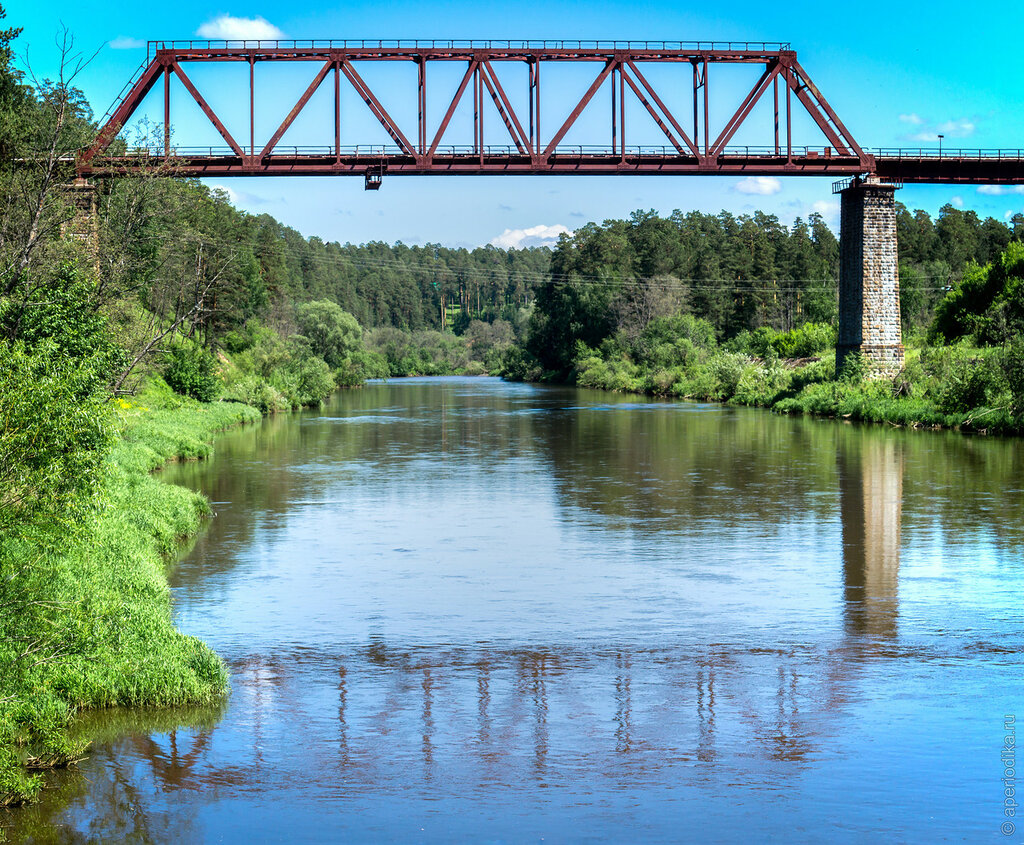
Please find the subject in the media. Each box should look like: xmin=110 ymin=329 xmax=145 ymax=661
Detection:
xmin=837 ymin=178 xmax=904 ymax=377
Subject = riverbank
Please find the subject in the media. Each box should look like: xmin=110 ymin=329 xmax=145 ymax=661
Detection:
xmin=0 ymin=381 xmax=261 ymax=807
xmin=506 ymin=315 xmax=1024 ymax=436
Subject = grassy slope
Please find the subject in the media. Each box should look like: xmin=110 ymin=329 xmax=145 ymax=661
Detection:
xmin=0 ymin=382 xmax=260 ymax=806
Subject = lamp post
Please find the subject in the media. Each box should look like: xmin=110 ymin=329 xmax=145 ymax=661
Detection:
xmin=938 ymin=134 xmax=944 ymax=156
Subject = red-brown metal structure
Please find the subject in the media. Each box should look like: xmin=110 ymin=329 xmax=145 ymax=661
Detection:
xmin=78 ymin=40 xmax=1024 ymax=185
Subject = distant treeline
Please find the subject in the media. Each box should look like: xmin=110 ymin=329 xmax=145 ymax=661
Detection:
xmin=234 ymin=213 xmax=552 ymax=333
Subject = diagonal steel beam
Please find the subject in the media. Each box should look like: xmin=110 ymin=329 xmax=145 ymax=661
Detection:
xmin=340 ymin=60 xmax=417 ymax=156
xmin=788 ymin=59 xmax=866 ymax=161
xmin=81 ymin=59 xmax=164 ymax=164
xmin=623 ymin=60 xmax=700 ymax=157
xmin=170 ymin=60 xmax=244 ymax=156
xmin=427 ymin=60 xmax=478 ymax=158
xmin=709 ymin=61 xmax=782 ymax=157
xmin=479 ymin=61 xmax=530 ymax=155
xmin=541 ymin=59 xmax=616 ymax=159
xmin=260 ymin=60 xmax=333 ymax=160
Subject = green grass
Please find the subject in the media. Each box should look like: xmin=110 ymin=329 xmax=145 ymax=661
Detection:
xmin=0 ymin=381 xmax=260 ymax=806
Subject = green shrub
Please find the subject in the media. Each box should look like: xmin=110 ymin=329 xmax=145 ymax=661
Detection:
xmin=1003 ymin=337 xmax=1024 ymax=418
xmin=937 ymin=349 xmax=1008 ymax=414
xmin=222 ymin=375 xmax=289 ymax=413
xmin=770 ymin=322 xmax=836 ymax=358
xmin=164 ymin=346 xmax=221 ymax=402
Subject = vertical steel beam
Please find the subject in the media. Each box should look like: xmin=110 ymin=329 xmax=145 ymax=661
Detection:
xmin=619 ymin=62 xmax=625 ymax=163
xmin=786 ymin=66 xmax=793 ymax=163
xmin=773 ymin=73 xmax=779 ymax=156
xmin=417 ymin=57 xmax=426 ymax=156
xmin=528 ymin=60 xmax=535 ymax=153
xmin=703 ymin=59 xmax=709 ymax=156
xmin=249 ymin=55 xmax=255 ymax=155
xmin=692 ymin=61 xmax=699 ymax=146
xmin=334 ymin=61 xmax=341 ymax=161
xmin=163 ymin=65 xmax=170 ymax=156
xmin=611 ymin=64 xmax=617 ymax=155
xmin=473 ymin=63 xmax=481 ymax=156
xmin=478 ymin=66 xmax=484 ymax=163
xmin=534 ymin=60 xmax=541 ymax=157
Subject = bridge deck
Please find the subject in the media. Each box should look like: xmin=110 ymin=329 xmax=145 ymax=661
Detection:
xmin=78 ymin=147 xmax=1024 ymax=184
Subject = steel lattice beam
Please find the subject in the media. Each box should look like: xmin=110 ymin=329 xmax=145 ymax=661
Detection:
xmin=77 ymin=40 xmax=1024 ymax=184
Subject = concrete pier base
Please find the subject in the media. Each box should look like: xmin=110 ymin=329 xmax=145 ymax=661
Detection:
xmin=836 ymin=178 xmax=904 ymax=378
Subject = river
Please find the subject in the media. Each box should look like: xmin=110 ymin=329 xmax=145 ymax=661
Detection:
xmin=5 ymin=377 xmax=1023 ymax=842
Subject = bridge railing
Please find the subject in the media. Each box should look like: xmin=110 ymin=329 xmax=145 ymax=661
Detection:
xmin=98 ymin=144 xmax=865 ymax=160
xmin=872 ymin=147 xmax=1024 ymax=160
xmin=145 ymin=39 xmax=792 ymax=59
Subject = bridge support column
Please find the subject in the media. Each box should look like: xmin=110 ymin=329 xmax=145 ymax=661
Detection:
xmin=837 ymin=177 xmax=904 ymax=377
xmin=60 ymin=178 xmax=100 ymax=275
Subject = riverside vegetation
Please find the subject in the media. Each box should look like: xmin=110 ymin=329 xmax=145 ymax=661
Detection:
xmin=3 ymin=3 xmax=1024 ymax=811
xmin=504 ymin=210 xmax=1024 ymax=435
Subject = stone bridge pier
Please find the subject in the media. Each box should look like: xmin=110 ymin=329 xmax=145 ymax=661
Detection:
xmin=836 ymin=177 xmax=905 ymax=377
xmin=60 ymin=178 xmax=100 ymax=274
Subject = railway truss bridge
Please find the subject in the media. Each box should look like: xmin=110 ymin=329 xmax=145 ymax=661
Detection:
xmin=73 ymin=40 xmax=1024 ymax=374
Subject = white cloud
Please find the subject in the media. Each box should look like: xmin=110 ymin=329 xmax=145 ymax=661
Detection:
xmin=978 ymin=185 xmax=1024 ymax=196
xmin=489 ymin=224 xmax=571 ymax=249
xmin=196 ymin=16 xmax=284 ymax=40
xmin=810 ymin=199 xmax=840 ymax=229
xmin=937 ymin=119 xmax=975 ymax=138
xmin=109 ymin=36 xmax=145 ymax=50
xmin=951 ymin=196 xmax=964 ymax=208
xmin=903 ymin=114 xmax=977 ymax=144
xmin=735 ymin=176 xmax=781 ymax=196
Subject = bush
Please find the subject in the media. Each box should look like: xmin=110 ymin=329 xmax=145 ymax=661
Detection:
xmin=770 ymin=322 xmax=836 ymax=358
xmin=221 ymin=375 xmax=289 ymax=413
xmin=1003 ymin=337 xmax=1024 ymax=418
xmin=936 ymin=349 xmax=1007 ymax=414
xmin=0 ymin=338 xmax=115 ymax=538
xmin=163 ymin=346 xmax=221 ymax=402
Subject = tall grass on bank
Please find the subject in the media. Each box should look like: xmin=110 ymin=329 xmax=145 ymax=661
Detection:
xmin=0 ymin=382 xmax=260 ymax=806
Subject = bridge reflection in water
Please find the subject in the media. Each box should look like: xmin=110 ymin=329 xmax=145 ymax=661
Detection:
xmin=184 ymin=438 xmax=906 ymax=779
xmin=20 ymin=381 xmax=1018 ymax=843
xmin=840 ymin=437 xmax=903 ymax=640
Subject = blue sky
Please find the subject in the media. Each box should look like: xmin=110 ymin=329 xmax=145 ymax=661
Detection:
xmin=8 ymin=0 xmax=1024 ymax=248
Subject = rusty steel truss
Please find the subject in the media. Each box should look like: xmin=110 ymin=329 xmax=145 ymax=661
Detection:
xmin=78 ymin=41 xmax=1024 ymax=185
